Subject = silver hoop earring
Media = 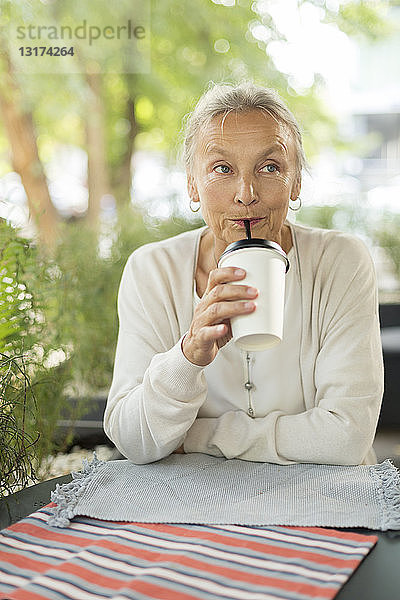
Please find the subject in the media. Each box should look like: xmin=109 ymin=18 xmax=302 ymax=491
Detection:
xmin=190 ymin=199 xmax=201 ymax=213
xmin=289 ymin=196 xmax=302 ymax=211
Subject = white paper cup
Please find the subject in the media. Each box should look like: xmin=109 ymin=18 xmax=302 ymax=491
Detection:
xmin=218 ymin=239 xmax=289 ymax=351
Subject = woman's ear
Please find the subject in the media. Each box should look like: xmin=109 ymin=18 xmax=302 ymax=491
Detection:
xmin=291 ymin=174 xmax=302 ymax=202
xmin=186 ymin=173 xmax=200 ymax=203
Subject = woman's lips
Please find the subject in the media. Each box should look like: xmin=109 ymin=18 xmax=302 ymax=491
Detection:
xmin=230 ymin=218 xmax=264 ymax=228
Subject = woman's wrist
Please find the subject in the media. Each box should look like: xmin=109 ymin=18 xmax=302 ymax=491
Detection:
xmin=181 ymin=332 xmax=211 ymax=367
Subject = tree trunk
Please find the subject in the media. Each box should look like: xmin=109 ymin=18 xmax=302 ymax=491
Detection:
xmin=112 ymin=96 xmax=138 ymax=206
xmin=0 ymin=52 xmax=58 ymax=249
xmin=85 ymin=72 xmax=111 ymax=227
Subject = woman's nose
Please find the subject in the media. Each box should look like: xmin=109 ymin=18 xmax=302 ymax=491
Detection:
xmin=234 ymin=179 xmax=258 ymax=205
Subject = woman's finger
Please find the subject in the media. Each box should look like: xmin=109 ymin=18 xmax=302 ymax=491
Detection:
xmin=204 ymin=266 xmax=246 ymax=295
xmin=202 ymin=283 xmax=258 ymax=307
xmin=197 ymin=299 xmax=256 ymax=328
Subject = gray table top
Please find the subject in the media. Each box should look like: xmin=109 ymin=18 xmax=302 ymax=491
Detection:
xmin=0 ymin=474 xmax=72 ymax=530
xmin=1 ymin=477 xmax=399 ymax=599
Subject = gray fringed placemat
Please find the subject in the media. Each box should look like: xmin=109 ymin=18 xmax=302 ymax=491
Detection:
xmin=49 ymin=453 xmax=400 ymax=530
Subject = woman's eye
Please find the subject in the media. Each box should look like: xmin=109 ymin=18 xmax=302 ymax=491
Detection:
xmin=214 ymin=165 xmax=231 ymax=174
xmin=261 ymin=164 xmax=279 ymax=173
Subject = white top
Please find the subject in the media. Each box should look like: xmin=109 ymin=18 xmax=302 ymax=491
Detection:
xmin=104 ymin=222 xmax=384 ymax=466
xmin=194 ymin=246 xmax=304 ymax=420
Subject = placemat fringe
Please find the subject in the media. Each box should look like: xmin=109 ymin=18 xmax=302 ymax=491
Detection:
xmin=370 ymin=459 xmax=400 ymax=530
xmin=48 ymin=452 xmax=105 ymax=527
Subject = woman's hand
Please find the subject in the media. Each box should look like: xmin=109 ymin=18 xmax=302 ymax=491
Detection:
xmin=182 ymin=267 xmax=258 ymax=366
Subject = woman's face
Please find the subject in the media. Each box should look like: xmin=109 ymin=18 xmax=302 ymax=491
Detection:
xmin=187 ymin=109 xmax=301 ymax=251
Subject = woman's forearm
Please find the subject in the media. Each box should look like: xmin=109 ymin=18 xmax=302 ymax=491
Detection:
xmin=183 ymin=393 xmax=381 ymax=465
xmin=104 ymin=337 xmax=207 ymax=464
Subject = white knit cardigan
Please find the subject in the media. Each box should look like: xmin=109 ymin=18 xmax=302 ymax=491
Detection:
xmin=104 ymin=222 xmax=384 ymax=465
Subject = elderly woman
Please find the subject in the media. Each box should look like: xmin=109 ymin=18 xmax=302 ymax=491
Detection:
xmin=104 ymin=82 xmax=383 ymax=466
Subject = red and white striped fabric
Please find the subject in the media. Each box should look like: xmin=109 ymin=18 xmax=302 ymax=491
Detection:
xmin=0 ymin=505 xmax=377 ymax=600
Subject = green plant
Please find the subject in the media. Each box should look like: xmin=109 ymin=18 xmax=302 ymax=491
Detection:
xmin=0 ymin=221 xmax=38 ymax=351
xmin=0 ymin=352 xmax=38 ymax=497
xmin=0 ymin=220 xmax=73 ymax=483
xmin=0 ymin=221 xmax=40 ymax=494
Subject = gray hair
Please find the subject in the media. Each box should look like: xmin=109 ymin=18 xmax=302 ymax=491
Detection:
xmin=181 ymin=81 xmax=308 ymax=176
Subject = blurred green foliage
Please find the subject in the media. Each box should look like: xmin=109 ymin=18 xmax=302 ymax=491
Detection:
xmin=335 ymin=1 xmax=393 ymax=40
xmin=0 ymin=223 xmax=37 ymax=347
xmin=295 ymin=205 xmax=339 ymax=231
xmin=295 ymin=203 xmax=368 ymax=235
xmin=371 ymin=213 xmax=400 ymax=281
xmin=1 ymin=0 xmax=392 ymax=181
xmin=296 ymin=204 xmax=400 ymax=302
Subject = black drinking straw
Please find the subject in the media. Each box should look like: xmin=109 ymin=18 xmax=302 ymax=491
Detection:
xmin=244 ymin=219 xmax=252 ymax=240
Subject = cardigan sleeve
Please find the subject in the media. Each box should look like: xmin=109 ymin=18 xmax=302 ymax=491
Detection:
xmin=104 ymin=249 xmax=207 ymax=464
xmin=183 ymin=234 xmax=384 ymax=465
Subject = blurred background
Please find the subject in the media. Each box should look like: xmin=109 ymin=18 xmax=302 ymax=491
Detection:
xmin=0 ymin=0 xmax=399 ymax=494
